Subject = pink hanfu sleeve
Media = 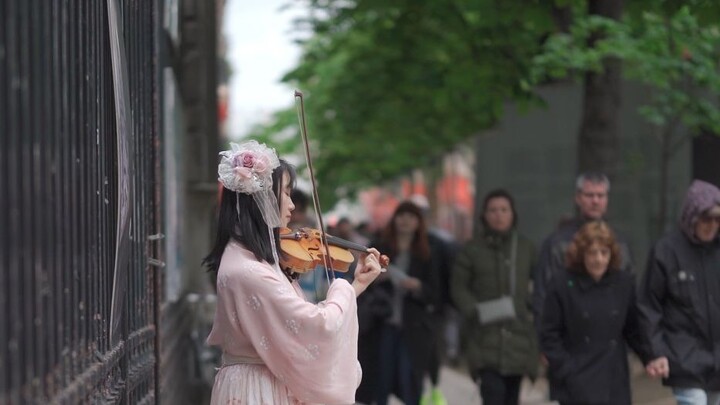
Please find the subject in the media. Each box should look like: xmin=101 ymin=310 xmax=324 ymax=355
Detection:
xmin=218 ymin=262 xmax=361 ymax=404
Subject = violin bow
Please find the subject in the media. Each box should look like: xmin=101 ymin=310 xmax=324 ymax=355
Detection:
xmin=294 ymin=90 xmax=335 ymax=282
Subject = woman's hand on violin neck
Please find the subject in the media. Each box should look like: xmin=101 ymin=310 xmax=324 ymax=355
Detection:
xmin=351 ymin=248 xmax=385 ymax=297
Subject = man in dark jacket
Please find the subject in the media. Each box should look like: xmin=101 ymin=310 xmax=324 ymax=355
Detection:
xmin=532 ymin=172 xmax=634 ymax=333
xmin=639 ymin=179 xmax=720 ymax=404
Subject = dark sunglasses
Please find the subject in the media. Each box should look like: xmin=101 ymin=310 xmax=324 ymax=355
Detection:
xmin=699 ymin=215 xmax=720 ymax=224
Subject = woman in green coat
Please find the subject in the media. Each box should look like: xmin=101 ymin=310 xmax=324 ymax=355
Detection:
xmin=451 ymin=189 xmax=538 ymax=405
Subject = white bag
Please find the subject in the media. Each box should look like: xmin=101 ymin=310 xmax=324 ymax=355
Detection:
xmin=476 ymin=295 xmax=516 ymax=325
xmin=476 ymin=233 xmax=518 ymax=325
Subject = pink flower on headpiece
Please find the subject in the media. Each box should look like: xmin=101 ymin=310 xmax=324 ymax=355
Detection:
xmin=233 ymin=166 xmax=252 ymax=179
xmin=218 ymin=140 xmax=280 ymax=195
xmin=234 ymin=152 xmax=256 ymax=169
xmin=252 ymin=154 xmax=270 ymax=174
xmin=232 ymin=151 xmax=270 ymax=175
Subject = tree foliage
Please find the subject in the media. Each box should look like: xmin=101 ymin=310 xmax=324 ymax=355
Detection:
xmin=250 ymin=0 xmax=558 ymax=206
xmin=531 ymin=3 xmax=720 ymax=231
xmin=248 ymin=0 xmax=720 ymax=210
xmin=533 ymin=5 xmax=720 ymax=133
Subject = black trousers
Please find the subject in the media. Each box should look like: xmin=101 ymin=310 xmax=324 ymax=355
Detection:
xmin=426 ymin=328 xmax=441 ymax=385
xmin=474 ymin=369 xmax=522 ymax=405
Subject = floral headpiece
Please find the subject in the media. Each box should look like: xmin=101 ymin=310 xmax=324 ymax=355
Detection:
xmin=218 ymin=140 xmax=282 ymax=227
xmin=218 ymin=140 xmax=280 ymax=195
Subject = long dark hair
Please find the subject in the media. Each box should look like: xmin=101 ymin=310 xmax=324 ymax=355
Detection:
xmin=381 ymin=201 xmax=430 ymax=260
xmin=203 ymin=159 xmax=296 ymax=272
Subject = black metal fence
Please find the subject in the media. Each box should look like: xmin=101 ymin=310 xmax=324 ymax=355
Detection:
xmin=1 ymin=0 xmax=160 ymax=403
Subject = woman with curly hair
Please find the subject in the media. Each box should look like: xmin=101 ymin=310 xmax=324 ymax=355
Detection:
xmin=540 ymin=221 xmax=649 ymax=405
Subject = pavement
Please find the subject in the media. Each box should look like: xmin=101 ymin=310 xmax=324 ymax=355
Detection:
xmin=386 ymin=356 xmax=675 ymax=405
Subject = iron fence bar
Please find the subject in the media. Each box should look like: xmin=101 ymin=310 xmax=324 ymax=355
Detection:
xmin=30 ymin=0 xmax=48 ymax=398
xmin=71 ymin=0 xmax=83 ymax=393
xmin=76 ymin=0 xmax=87 ymax=384
xmin=152 ymin=1 xmax=164 ymax=400
xmin=51 ymin=4 xmax=62 ymax=393
xmin=1 ymin=0 xmax=159 ymax=403
xmin=44 ymin=5 xmax=55 ymax=395
xmin=6 ymin=0 xmax=23 ymax=402
xmin=0 ymin=0 xmax=7 ymax=397
xmin=34 ymin=0 xmax=50 ymax=398
xmin=18 ymin=0 xmax=37 ymax=400
xmin=52 ymin=339 xmax=125 ymax=405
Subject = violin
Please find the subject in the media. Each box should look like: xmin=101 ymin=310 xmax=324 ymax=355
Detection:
xmin=279 ymin=90 xmax=389 ymax=276
xmin=279 ymin=227 xmax=390 ymax=274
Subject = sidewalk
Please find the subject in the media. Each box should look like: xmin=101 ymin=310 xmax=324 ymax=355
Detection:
xmin=388 ymin=359 xmax=675 ymax=405
xmin=389 ymin=366 xmax=551 ymax=405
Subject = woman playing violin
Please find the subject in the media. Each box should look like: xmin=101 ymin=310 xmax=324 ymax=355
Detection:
xmin=204 ymin=140 xmax=384 ymax=405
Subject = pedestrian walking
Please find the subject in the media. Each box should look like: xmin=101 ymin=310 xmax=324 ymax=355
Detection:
xmin=639 ymin=179 xmax=720 ymax=405
xmin=409 ymin=194 xmax=458 ymax=405
xmin=451 ymin=189 xmax=538 ymax=405
xmin=357 ymin=201 xmax=443 ymax=405
xmin=533 ymin=172 xmax=634 ymax=334
xmin=540 ymin=220 xmax=647 ymax=405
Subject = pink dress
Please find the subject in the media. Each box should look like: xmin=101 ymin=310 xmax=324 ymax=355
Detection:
xmin=207 ymin=241 xmax=362 ymax=405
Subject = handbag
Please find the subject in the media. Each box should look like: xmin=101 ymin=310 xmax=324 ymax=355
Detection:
xmin=476 ymin=233 xmax=518 ymax=325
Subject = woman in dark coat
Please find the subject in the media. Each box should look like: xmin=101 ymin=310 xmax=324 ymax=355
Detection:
xmin=356 ymin=201 xmax=442 ymax=405
xmin=540 ymin=221 xmax=648 ymax=405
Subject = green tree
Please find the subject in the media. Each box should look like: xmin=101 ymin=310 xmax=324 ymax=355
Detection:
xmin=250 ymin=0 xmax=558 ymax=207
xmin=532 ymin=5 xmax=720 ymax=232
xmin=250 ymin=0 xmax=719 ymax=215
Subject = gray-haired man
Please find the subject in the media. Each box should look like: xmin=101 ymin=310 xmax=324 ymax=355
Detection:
xmin=532 ymin=172 xmax=634 ymax=334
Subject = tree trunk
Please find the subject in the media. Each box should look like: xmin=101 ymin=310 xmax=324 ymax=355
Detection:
xmin=658 ymin=128 xmax=671 ymax=236
xmin=577 ymin=0 xmax=624 ymax=179
xmin=658 ymin=115 xmax=685 ymax=235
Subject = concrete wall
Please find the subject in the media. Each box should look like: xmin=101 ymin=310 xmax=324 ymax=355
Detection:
xmin=160 ymin=0 xmax=222 ymax=403
xmin=472 ymin=81 xmax=692 ymax=271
